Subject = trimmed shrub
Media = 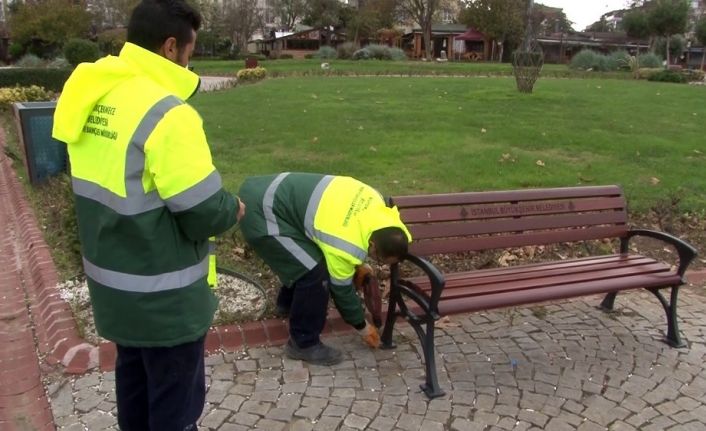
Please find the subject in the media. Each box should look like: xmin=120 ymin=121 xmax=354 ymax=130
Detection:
xmin=637 ymin=53 xmax=662 ymax=68
xmin=314 ymin=46 xmax=337 ymax=59
xmin=63 ymin=38 xmax=101 ymax=66
xmin=647 ymin=70 xmax=687 ymax=83
xmin=96 ymin=28 xmax=127 ymax=56
xmin=637 ymin=67 xmax=662 ymax=79
xmin=388 ymin=47 xmax=408 ymax=61
xmin=337 ymin=42 xmax=358 ymax=59
xmin=352 ymin=48 xmax=371 ymax=60
xmin=569 ymin=49 xmax=607 ymax=71
xmin=236 ymin=66 xmax=267 ymax=82
xmin=47 ymin=57 xmax=70 ymax=69
xmin=365 ymin=44 xmax=392 ymax=60
xmin=0 ymin=68 xmax=72 ymax=91
xmin=607 ymin=50 xmax=630 ymax=71
xmin=682 ymin=69 xmax=705 ymax=82
xmin=0 ymin=85 xmax=56 ymax=107
xmin=16 ymin=54 xmax=45 ymax=68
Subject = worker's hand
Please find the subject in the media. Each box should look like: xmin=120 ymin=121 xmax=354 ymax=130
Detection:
xmin=353 ymin=264 xmax=374 ymax=291
xmin=357 ymin=320 xmax=380 ymax=348
xmin=236 ymin=198 xmax=246 ymax=222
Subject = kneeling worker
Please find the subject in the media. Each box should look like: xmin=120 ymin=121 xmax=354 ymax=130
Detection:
xmin=238 ymin=173 xmax=412 ymax=365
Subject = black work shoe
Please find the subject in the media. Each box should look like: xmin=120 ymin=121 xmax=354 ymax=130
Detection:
xmin=284 ymin=340 xmax=343 ymax=366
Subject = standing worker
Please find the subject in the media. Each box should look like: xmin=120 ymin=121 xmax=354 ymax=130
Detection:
xmin=52 ymin=0 xmax=244 ymax=429
xmin=238 ymin=172 xmax=411 ymax=365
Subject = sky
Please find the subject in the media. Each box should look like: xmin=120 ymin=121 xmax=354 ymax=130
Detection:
xmin=539 ymin=0 xmax=631 ymax=31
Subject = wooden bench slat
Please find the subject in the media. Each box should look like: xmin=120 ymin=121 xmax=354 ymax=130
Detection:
xmin=441 ymin=261 xmax=665 ymax=292
xmin=435 ymin=272 xmax=681 ymax=315
xmin=399 ymin=197 xmax=627 ymax=224
xmin=436 ymin=256 xmax=659 ymax=289
xmin=428 ymin=262 xmax=671 ymax=300
xmin=408 ymin=210 xmax=628 ymax=240
xmin=390 ymin=185 xmax=623 ymax=208
xmin=434 ymin=254 xmax=648 ymax=281
xmin=410 ymin=225 xmax=628 ymax=255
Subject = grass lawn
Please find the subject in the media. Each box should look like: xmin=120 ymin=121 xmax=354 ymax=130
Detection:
xmin=191 ymin=58 xmax=630 ymax=80
xmin=193 ymin=76 xmax=706 ymax=212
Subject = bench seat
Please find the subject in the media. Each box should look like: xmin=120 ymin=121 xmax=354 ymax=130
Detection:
xmin=406 ymin=254 xmax=679 ymax=316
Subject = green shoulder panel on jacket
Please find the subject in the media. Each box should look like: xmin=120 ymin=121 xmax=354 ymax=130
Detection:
xmin=175 ymin=189 xmax=239 ymax=241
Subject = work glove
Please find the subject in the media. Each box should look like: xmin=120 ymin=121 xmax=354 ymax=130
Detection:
xmin=353 ymin=264 xmax=383 ymax=327
xmin=357 ymin=320 xmax=381 ymax=348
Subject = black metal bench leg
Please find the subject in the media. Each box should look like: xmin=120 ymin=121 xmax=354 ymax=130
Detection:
xmin=415 ymin=318 xmax=445 ymax=399
xmin=647 ymin=286 xmax=687 ymax=348
xmin=600 ymin=292 xmax=617 ymax=311
xmin=380 ymin=292 xmax=398 ymax=349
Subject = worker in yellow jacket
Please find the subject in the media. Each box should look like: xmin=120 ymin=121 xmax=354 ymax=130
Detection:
xmin=238 ymin=173 xmax=411 ymax=365
xmin=52 ymin=0 xmax=244 ymax=429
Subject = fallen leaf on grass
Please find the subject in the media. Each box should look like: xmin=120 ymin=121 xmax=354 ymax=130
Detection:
xmin=536 ymin=160 xmax=545 ymax=167
xmin=650 ymin=177 xmax=660 ymax=185
xmin=499 ymin=153 xmax=516 ymax=163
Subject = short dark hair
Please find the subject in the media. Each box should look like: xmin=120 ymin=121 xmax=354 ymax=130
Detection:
xmin=127 ymin=0 xmax=202 ymax=53
xmin=370 ymin=227 xmax=408 ymax=259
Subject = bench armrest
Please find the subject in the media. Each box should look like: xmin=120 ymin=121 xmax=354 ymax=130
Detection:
xmin=622 ymin=229 xmax=698 ymax=278
xmin=400 ymin=253 xmax=446 ymax=315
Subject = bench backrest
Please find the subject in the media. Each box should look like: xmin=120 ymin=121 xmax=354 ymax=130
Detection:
xmin=389 ymin=185 xmax=629 ymax=256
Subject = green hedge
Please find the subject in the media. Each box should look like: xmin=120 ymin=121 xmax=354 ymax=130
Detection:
xmin=0 ymin=68 xmax=72 ymax=92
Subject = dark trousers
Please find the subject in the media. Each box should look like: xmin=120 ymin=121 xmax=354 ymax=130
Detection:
xmin=115 ymin=335 xmax=206 ymax=431
xmin=278 ymin=263 xmax=330 ymax=348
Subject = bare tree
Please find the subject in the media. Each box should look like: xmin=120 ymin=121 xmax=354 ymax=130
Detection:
xmin=88 ymin=0 xmax=140 ymax=30
xmin=223 ymin=0 xmax=263 ymax=53
xmin=399 ymin=0 xmax=439 ymax=60
xmin=273 ymin=0 xmax=307 ymax=31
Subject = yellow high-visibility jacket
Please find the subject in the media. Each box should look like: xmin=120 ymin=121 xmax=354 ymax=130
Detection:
xmin=53 ymin=43 xmax=239 ymax=347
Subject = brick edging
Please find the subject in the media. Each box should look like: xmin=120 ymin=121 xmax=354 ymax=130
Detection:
xmin=98 ymin=311 xmax=358 ymax=372
xmin=0 ymin=130 xmax=95 ymax=374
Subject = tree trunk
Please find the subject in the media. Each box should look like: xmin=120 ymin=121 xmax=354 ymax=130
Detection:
xmin=666 ymin=35 xmax=671 ymax=67
xmin=701 ymin=49 xmax=705 ymax=71
xmin=424 ymin=23 xmax=433 ymax=61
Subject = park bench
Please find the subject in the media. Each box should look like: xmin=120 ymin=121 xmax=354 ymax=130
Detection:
xmin=380 ymin=185 xmax=698 ymax=399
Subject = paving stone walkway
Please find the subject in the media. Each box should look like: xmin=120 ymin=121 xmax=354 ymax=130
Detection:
xmin=47 ymin=285 xmax=706 ymax=431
